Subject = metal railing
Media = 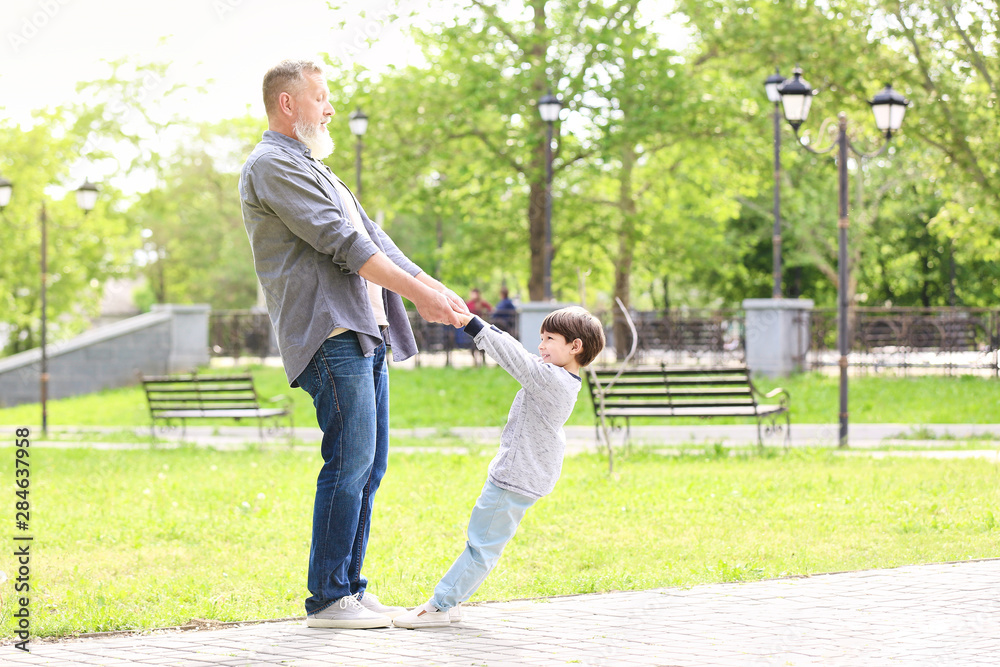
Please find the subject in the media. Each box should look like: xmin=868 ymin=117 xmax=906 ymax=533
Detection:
xmin=406 ymin=311 xmax=519 ymax=366
xmin=620 ymin=309 xmax=745 ymax=365
xmin=207 ymin=306 xmax=1000 ymax=374
xmin=209 ymin=310 xmax=276 ymax=359
xmin=809 ymin=307 xmax=1000 ymax=375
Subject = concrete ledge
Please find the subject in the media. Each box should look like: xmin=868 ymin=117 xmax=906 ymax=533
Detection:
xmin=0 ymin=305 xmax=210 ymax=407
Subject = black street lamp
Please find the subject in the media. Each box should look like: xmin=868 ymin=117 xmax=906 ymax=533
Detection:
xmin=0 ymin=176 xmax=99 ymax=435
xmin=778 ymin=67 xmax=909 ymax=448
xmin=76 ymin=179 xmax=99 ymax=211
xmin=348 ymin=108 xmax=368 ymax=199
xmin=0 ymin=176 xmax=12 ymax=208
xmin=764 ymin=69 xmax=785 ymax=298
xmin=537 ymin=90 xmax=562 ymax=301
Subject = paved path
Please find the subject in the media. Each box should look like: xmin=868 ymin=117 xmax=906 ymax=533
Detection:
xmin=13 ymin=424 xmax=998 ymax=665
xmin=4 ymin=559 xmax=998 ymax=666
xmin=34 ymin=423 xmax=1000 ymax=456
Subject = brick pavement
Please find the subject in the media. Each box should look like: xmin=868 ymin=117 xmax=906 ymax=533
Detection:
xmin=4 ymin=559 xmax=998 ymax=666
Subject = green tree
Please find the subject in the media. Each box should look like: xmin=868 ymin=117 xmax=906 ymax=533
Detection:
xmin=0 ymin=111 xmax=135 ymax=354
xmin=318 ymin=1 xmax=770 ymax=357
xmin=334 ymin=1 xmax=665 ymax=302
xmin=675 ymin=0 xmax=1000 ymax=307
xmin=131 ymin=117 xmax=264 ymax=310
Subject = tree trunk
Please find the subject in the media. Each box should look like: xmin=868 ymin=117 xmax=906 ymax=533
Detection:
xmin=526 ymin=0 xmax=549 ymax=301
xmin=613 ymin=145 xmax=638 ymax=360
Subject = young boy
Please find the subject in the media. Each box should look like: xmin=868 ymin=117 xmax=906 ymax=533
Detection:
xmin=393 ymin=306 xmax=606 ymax=629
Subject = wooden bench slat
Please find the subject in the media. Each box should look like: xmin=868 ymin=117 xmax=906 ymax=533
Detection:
xmin=142 ymin=374 xmax=254 ymax=381
xmin=601 ymin=403 xmax=785 ymax=414
xmin=587 ymin=364 xmax=790 ymax=448
xmin=154 ymin=409 xmax=288 ymax=419
xmin=147 ymin=395 xmax=260 ymax=403
xmin=145 ymin=385 xmax=257 ymax=392
xmin=601 ymin=388 xmax=754 ymax=397
xmin=141 ymin=372 xmax=293 ymax=440
xmin=603 ymin=399 xmax=757 ymax=408
xmin=151 ymin=402 xmax=277 ymax=410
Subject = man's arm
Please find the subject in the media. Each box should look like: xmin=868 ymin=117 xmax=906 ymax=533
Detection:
xmin=359 ymin=252 xmax=464 ymax=327
xmin=358 ymin=205 xmax=468 ymax=318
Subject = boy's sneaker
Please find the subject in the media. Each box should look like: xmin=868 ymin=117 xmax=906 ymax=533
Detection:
xmin=393 ymin=601 xmax=452 ymax=629
xmin=449 ymin=603 xmax=462 ymax=622
xmin=306 ymin=594 xmax=391 ymax=629
xmin=359 ymin=591 xmax=406 ymax=619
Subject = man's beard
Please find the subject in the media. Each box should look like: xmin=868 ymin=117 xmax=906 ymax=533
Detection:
xmin=294 ymin=119 xmax=334 ymax=160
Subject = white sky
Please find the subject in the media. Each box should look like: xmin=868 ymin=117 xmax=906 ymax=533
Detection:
xmin=1 ymin=0 xmax=688 ymax=193
xmin=0 ymin=0 xmax=443 ymax=126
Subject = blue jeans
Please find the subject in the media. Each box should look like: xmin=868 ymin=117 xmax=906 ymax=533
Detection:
xmin=295 ymin=333 xmax=389 ymax=614
xmin=430 ymin=480 xmax=536 ymax=610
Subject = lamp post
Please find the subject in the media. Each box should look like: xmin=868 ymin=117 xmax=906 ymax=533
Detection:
xmin=348 ymin=108 xmax=368 ymax=199
xmin=0 ymin=176 xmax=99 ymax=436
xmin=778 ymin=67 xmax=908 ymax=447
xmin=537 ymin=90 xmax=562 ymax=301
xmin=764 ymin=69 xmax=785 ymax=298
xmin=0 ymin=176 xmax=12 ymax=208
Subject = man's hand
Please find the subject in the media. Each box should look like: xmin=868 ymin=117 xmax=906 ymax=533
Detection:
xmin=415 ymin=274 xmax=469 ymax=315
xmin=412 ymin=289 xmax=465 ymax=327
xmin=442 ymin=287 xmax=470 ymax=315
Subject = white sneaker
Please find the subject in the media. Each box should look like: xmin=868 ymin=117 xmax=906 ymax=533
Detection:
xmin=306 ymin=594 xmax=391 ymax=629
xmin=359 ymin=591 xmax=407 ymax=619
xmin=392 ymin=601 xmax=452 ymax=629
xmin=450 ymin=603 xmax=462 ymax=622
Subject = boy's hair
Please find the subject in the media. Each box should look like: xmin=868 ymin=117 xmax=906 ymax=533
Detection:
xmin=540 ymin=306 xmax=606 ymax=367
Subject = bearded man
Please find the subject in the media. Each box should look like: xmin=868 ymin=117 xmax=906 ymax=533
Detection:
xmin=239 ymin=59 xmax=467 ymax=629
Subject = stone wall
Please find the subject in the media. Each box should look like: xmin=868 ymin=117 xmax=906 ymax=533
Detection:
xmin=0 ymin=304 xmax=210 ymax=408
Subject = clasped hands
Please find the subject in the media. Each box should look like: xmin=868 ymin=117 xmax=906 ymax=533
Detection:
xmin=441 ymin=288 xmax=473 ymax=328
xmin=415 ymin=285 xmax=473 ymax=329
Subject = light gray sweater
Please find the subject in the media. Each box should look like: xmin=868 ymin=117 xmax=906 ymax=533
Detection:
xmin=466 ymin=317 xmax=582 ymax=500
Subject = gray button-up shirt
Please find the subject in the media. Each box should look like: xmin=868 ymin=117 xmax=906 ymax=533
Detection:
xmin=239 ymin=130 xmax=420 ymax=385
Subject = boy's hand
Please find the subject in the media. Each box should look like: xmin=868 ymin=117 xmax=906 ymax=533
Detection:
xmin=454 ymin=311 xmax=474 ymax=328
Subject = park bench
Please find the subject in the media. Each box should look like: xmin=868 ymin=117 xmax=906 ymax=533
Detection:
xmin=141 ymin=372 xmax=293 ymax=440
xmin=585 ymin=365 xmax=790 ymax=448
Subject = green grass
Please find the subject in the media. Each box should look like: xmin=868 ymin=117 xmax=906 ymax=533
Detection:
xmin=886 ymin=425 xmax=1000 ymax=441
xmin=0 ymin=445 xmax=997 ymax=638
xmin=1 ymin=366 xmax=999 ymax=430
xmin=752 ymin=372 xmax=1000 ymax=425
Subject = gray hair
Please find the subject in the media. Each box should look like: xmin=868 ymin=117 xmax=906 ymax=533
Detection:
xmin=263 ymin=60 xmax=325 ymax=117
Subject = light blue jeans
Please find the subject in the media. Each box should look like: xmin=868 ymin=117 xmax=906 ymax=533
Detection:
xmin=431 ymin=480 xmax=536 ymax=610
xmin=295 ymin=333 xmax=389 ymax=615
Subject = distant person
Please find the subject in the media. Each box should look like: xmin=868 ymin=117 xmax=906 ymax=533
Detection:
xmin=491 ymin=287 xmax=517 ymax=335
xmin=466 ymin=288 xmax=493 ymax=318
xmin=239 ymin=59 xmax=467 ymax=630
xmin=393 ymin=306 xmax=606 ymax=629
